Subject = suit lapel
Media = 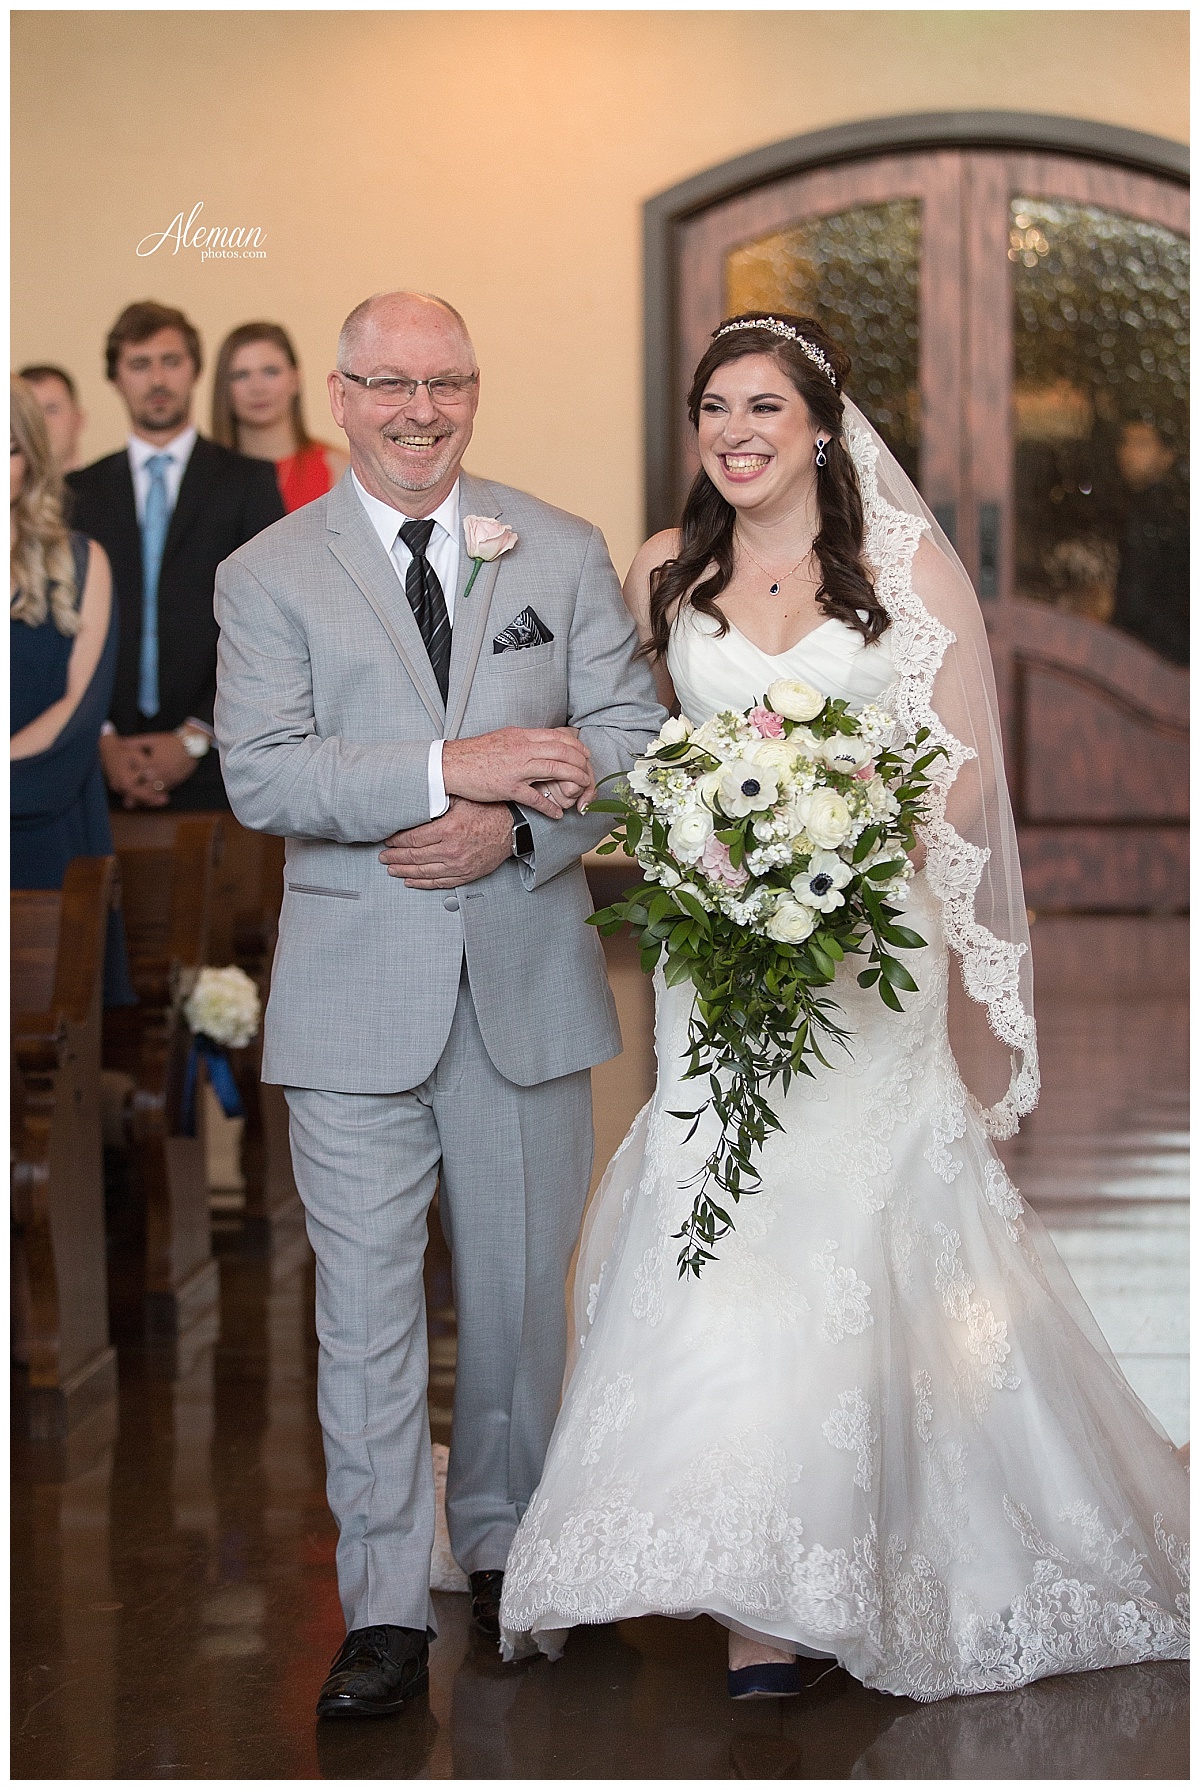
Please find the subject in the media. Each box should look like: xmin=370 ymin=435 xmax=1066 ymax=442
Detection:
xmin=445 ymin=472 xmax=504 ymax=742
xmin=161 ymin=435 xmax=216 ymax=567
xmin=324 ymin=474 xmax=446 ymax=730
xmin=106 ymin=456 xmax=144 ymax=718
xmin=109 ymin=451 xmax=142 ymax=573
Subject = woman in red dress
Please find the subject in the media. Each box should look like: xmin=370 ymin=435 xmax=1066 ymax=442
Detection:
xmin=211 ymin=322 xmax=349 ymax=512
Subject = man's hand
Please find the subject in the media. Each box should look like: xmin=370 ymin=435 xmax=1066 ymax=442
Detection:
xmin=100 ymin=731 xmax=199 ymax=808
xmin=378 ymin=799 xmax=514 ymax=889
xmin=535 ymin=778 xmax=592 ymax=813
xmin=100 ymin=733 xmax=167 ymax=808
xmin=441 ymin=727 xmax=595 ymax=818
xmin=137 ymin=732 xmax=199 ymax=790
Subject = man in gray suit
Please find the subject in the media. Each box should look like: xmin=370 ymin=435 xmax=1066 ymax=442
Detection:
xmin=215 ymin=292 xmax=665 ymax=1717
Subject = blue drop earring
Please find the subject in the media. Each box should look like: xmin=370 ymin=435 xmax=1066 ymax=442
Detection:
xmin=815 ymin=438 xmax=829 ymax=468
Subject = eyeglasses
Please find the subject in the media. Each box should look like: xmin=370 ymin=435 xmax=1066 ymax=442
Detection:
xmin=339 ymin=371 xmax=478 ymax=407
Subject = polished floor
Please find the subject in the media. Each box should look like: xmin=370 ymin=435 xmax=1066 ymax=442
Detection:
xmin=11 ymin=916 xmax=1188 ymax=1779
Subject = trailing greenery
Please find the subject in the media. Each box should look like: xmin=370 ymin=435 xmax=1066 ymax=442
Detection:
xmin=587 ymin=704 xmax=945 ymax=1278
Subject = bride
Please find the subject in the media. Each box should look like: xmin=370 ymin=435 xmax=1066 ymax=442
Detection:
xmin=497 ymin=312 xmax=1188 ymax=1701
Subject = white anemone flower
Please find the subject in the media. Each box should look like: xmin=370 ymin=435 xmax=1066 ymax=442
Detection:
xmin=820 ymin=733 xmax=875 ymax=775
xmin=792 ymin=849 xmax=854 ymax=913
xmin=717 ymin=760 xmax=779 ymax=817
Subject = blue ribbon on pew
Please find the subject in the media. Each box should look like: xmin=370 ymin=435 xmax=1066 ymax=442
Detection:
xmin=181 ymin=1034 xmax=245 ymax=1137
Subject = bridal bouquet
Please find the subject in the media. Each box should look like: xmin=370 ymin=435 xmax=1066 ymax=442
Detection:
xmin=588 ymin=679 xmax=945 ymax=1277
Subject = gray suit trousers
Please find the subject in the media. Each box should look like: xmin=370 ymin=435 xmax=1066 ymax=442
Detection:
xmin=285 ymin=970 xmax=592 ymax=1634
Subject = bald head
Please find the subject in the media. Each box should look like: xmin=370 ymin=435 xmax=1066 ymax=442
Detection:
xmin=328 ymin=290 xmax=481 ymax=515
xmin=336 ymin=292 xmax=475 ymax=373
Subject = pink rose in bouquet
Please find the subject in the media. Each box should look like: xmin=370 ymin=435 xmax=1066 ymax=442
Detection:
xmin=748 ymin=706 xmax=785 ymax=739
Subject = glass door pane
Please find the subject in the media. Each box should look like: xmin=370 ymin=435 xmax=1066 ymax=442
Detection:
xmin=1011 ymin=199 xmax=1189 ymax=664
xmin=725 ymin=200 xmax=922 ymax=485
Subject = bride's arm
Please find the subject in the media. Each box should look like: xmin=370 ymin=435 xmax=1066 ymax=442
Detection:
xmin=622 ymin=529 xmax=680 ymax=715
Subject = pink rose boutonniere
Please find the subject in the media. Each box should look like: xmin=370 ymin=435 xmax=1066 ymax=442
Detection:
xmin=462 ymin=514 xmax=518 ymax=599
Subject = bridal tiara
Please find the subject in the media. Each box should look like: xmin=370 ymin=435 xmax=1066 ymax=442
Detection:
xmin=713 ymin=317 xmax=839 ymax=389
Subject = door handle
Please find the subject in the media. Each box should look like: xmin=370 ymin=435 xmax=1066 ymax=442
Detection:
xmin=978 ymin=502 xmax=1000 ymax=600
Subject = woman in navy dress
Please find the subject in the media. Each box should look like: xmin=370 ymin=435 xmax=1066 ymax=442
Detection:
xmin=11 ymin=375 xmax=133 ymax=1003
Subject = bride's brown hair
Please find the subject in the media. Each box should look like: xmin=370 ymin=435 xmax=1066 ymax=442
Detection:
xmin=645 ymin=312 xmax=888 ymax=660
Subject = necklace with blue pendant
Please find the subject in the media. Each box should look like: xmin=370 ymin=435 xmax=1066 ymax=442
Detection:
xmin=736 ymin=531 xmax=812 ymax=597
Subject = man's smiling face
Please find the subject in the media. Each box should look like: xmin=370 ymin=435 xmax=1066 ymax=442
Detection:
xmin=328 ymin=295 xmax=480 ymax=516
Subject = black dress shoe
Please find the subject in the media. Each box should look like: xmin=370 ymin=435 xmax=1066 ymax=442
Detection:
xmin=316 ymin=1624 xmax=429 ymax=1718
xmin=469 ymin=1570 xmax=504 ymax=1641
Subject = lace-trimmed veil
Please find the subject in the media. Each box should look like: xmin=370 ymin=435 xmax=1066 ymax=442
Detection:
xmin=844 ymin=398 xmax=1038 ymax=1134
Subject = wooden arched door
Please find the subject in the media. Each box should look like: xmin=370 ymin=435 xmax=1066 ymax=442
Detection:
xmin=650 ymin=118 xmax=1188 ymax=914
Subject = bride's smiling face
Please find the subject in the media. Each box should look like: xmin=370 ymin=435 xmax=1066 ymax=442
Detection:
xmin=696 ymin=353 xmax=823 ymax=515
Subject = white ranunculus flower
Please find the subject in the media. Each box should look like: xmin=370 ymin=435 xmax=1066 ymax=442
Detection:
xmin=745 ymin=737 xmax=798 ymax=778
xmin=792 ymin=848 xmax=854 ymax=913
xmin=694 ymin=768 xmax=725 ymax=811
xmin=766 ymin=677 xmax=825 ymax=723
xmin=863 ymin=773 xmax=892 ymax=815
xmin=820 ymin=733 xmax=875 ymax=775
xmin=184 ymin=965 xmax=261 ymax=1049
xmin=796 ymin=787 xmax=853 ymax=850
xmin=786 ymin=726 xmax=823 ymax=761
xmin=764 ymin=896 xmax=818 ymax=944
xmin=667 ymin=807 xmax=715 ymax=863
xmin=717 ymin=760 xmax=779 ymax=817
xmin=657 ymin=714 xmax=693 ymax=746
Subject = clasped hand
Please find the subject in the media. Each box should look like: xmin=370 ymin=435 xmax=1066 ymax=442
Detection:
xmin=99 ymin=731 xmax=197 ymax=808
xmin=379 ymin=724 xmax=595 ymax=889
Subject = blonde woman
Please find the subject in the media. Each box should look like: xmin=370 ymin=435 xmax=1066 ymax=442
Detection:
xmin=11 ymin=376 xmax=134 ymax=1000
xmin=211 ymin=322 xmax=348 ymax=511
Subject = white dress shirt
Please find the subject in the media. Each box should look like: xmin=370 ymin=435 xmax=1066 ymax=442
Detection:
xmin=127 ymin=425 xmax=198 ymax=523
xmin=352 ymin=472 xmax=461 ymax=819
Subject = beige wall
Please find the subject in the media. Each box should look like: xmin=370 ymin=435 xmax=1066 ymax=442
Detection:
xmin=12 ymin=9 xmax=1187 ymax=574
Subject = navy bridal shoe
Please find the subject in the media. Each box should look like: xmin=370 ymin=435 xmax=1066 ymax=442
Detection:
xmin=726 ymin=1659 xmax=804 ymax=1699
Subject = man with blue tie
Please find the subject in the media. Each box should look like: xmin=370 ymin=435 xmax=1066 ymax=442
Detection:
xmin=67 ymin=301 xmax=285 ymax=813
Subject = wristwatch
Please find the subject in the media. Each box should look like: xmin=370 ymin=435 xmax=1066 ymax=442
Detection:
xmin=175 ymin=725 xmax=211 ymax=760
xmin=506 ymin=801 xmax=534 ymax=859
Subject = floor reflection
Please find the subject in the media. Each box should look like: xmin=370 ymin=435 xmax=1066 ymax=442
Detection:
xmin=9 ymin=914 xmax=1188 ymax=1779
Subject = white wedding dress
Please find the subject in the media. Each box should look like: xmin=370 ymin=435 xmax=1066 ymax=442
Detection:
xmin=498 ymin=604 xmax=1189 ymax=1702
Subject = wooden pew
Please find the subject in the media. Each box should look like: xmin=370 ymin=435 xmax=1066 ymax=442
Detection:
xmin=103 ymin=815 xmax=222 ymax=1341
xmin=108 ymin=814 xmax=303 ymax=1263
xmin=11 ymin=857 xmax=119 ymax=1441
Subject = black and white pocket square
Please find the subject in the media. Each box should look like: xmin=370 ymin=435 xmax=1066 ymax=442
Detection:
xmin=492 ymin=607 xmax=555 ymax=653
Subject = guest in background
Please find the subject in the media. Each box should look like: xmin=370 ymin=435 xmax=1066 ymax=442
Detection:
xmin=10 ymin=377 xmax=133 ymax=1004
xmin=211 ymin=322 xmax=348 ymax=512
xmin=18 ymin=363 xmax=87 ymax=472
xmin=1110 ymin=419 xmax=1188 ymax=666
xmin=67 ymin=301 xmax=285 ymax=813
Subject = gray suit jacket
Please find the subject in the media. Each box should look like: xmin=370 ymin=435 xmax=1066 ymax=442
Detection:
xmin=214 ymin=469 xmax=666 ymax=1092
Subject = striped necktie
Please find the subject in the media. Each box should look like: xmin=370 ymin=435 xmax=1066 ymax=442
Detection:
xmin=138 ymin=452 xmax=173 ymax=717
xmin=398 ymin=517 xmax=451 ymax=702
